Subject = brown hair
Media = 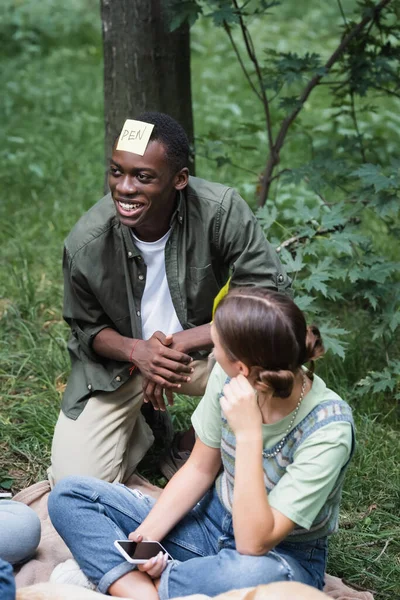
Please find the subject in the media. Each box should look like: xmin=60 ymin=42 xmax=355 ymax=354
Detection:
xmin=213 ymin=288 xmax=324 ymax=398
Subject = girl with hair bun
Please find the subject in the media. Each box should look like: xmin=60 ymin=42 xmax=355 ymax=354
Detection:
xmin=49 ymin=288 xmax=354 ymax=599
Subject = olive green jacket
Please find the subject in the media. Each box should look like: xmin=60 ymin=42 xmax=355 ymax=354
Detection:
xmin=62 ymin=176 xmax=290 ymax=418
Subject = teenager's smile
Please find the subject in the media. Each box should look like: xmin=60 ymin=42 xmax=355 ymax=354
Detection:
xmin=115 ymin=198 xmax=147 ymax=220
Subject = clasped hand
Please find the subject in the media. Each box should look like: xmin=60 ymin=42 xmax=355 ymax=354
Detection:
xmin=220 ymin=375 xmax=262 ymax=436
xmin=133 ymin=331 xmax=193 ymax=411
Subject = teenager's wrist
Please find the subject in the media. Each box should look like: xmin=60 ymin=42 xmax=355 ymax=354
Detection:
xmin=135 ymin=524 xmax=162 ymax=542
xmin=235 ymin=431 xmax=263 ymax=447
xmin=129 ymin=339 xmax=144 ymax=365
xmin=172 ymin=325 xmax=212 ymax=354
xmin=122 ymin=337 xmax=143 ymax=364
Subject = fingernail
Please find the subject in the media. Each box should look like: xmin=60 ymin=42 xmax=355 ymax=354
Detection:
xmin=186 ymin=377 xmax=191 ymax=382
xmin=177 ymin=384 xmax=181 ymax=388
xmin=151 ymin=556 xmax=158 ymax=565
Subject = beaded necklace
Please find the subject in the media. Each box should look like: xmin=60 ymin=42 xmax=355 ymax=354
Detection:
xmin=262 ymin=371 xmax=307 ymax=459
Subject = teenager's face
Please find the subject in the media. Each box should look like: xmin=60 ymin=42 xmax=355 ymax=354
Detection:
xmin=108 ymin=140 xmax=188 ymax=241
xmin=211 ymin=323 xmax=242 ymax=378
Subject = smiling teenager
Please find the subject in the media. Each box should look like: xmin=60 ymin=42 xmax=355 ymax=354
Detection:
xmin=48 ymin=112 xmax=290 ymax=487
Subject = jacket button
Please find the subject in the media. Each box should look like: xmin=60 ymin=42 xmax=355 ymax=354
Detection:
xmin=278 ymin=274 xmax=284 ymax=283
xmin=87 ymin=384 xmax=92 ymax=391
xmin=138 ymin=274 xmax=144 ymax=281
xmin=136 ymin=310 xmax=141 ymax=317
xmin=116 ymin=376 xmax=121 ymax=382
xmin=128 ymin=251 xmax=133 ymax=257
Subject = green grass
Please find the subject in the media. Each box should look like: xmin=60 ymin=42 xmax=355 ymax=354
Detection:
xmin=0 ymin=1 xmax=399 ymax=597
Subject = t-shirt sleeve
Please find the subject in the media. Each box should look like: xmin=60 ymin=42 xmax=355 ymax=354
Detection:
xmin=268 ymin=421 xmax=353 ymax=529
xmin=191 ymin=362 xmax=227 ymax=448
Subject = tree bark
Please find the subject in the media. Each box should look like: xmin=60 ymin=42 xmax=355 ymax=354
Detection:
xmin=100 ymin=0 xmax=194 ymax=177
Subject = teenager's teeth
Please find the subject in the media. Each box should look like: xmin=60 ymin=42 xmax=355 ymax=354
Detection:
xmin=120 ymin=202 xmax=141 ymax=210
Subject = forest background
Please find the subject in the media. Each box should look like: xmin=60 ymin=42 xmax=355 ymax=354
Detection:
xmin=0 ymin=0 xmax=399 ymax=597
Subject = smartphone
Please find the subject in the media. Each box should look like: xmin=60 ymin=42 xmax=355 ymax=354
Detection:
xmin=114 ymin=540 xmax=172 ymax=564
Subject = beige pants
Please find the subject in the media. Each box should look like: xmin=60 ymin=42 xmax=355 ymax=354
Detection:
xmin=48 ymin=360 xmax=210 ymax=486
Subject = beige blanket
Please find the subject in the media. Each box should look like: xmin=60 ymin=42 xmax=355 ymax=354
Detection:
xmin=16 ymin=581 xmax=330 ymax=599
xmin=13 ymin=479 xmax=373 ymax=600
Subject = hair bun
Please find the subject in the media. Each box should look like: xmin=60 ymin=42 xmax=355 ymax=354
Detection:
xmin=306 ymin=325 xmax=325 ymax=361
xmin=305 ymin=325 xmax=325 ymax=375
xmin=249 ymin=366 xmax=295 ymax=398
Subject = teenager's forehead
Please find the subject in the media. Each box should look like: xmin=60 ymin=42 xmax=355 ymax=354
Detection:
xmin=111 ymin=141 xmax=168 ymax=170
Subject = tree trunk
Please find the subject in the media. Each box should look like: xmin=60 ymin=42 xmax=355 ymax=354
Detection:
xmin=100 ymin=0 xmax=194 ymax=179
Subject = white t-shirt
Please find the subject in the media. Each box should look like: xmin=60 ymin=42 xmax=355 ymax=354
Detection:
xmin=132 ymin=230 xmax=183 ymax=341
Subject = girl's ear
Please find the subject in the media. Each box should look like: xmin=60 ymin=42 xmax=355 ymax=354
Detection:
xmin=237 ymin=361 xmax=250 ymax=378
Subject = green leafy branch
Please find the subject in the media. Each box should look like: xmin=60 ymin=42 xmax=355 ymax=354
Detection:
xmin=172 ymin=0 xmax=395 ymax=206
xmin=357 ymin=359 xmax=400 ymax=399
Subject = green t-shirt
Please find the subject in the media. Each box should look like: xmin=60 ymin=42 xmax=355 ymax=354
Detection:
xmin=192 ymin=363 xmax=353 ymax=529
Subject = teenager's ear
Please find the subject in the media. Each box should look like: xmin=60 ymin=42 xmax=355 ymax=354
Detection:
xmin=174 ymin=167 xmax=189 ymax=190
xmin=237 ymin=361 xmax=250 ymax=378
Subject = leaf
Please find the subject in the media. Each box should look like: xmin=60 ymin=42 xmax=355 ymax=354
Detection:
xmin=0 ymin=478 xmax=14 ymax=490
xmin=168 ymin=1 xmax=202 ymax=31
xmin=365 ymin=261 xmax=399 ymax=284
xmin=362 ymin=290 xmax=379 ymax=310
xmin=370 ymin=192 xmax=400 ymax=218
xmin=208 ymin=5 xmax=239 ymax=26
xmin=319 ymin=203 xmax=348 ymax=230
xmin=357 ymin=360 xmax=400 ymax=396
xmin=318 ymin=325 xmax=349 ymax=359
xmin=280 ymin=248 xmax=304 ymax=273
xmin=274 ymin=51 xmax=324 ymax=85
xmin=294 ymin=295 xmax=315 ymax=311
xmin=351 ymin=163 xmax=395 ymax=193
xmin=256 ymin=205 xmax=278 ymax=232
xmin=303 ymin=271 xmax=331 ymax=296
xmin=389 ymin=310 xmax=400 ymax=333
xmin=372 ymin=374 xmax=396 ymax=393
xmin=372 ymin=320 xmax=387 ymax=341
xmin=279 ymin=96 xmax=302 ymax=112
xmin=316 ymin=234 xmax=353 ymax=256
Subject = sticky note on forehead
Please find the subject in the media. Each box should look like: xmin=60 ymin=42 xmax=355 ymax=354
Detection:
xmin=116 ymin=120 xmax=155 ymax=155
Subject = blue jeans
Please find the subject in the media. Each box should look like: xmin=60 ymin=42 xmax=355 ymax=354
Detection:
xmin=0 ymin=559 xmax=15 ymax=600
xmin=0 ymin=500 xmax=41 ymax=565
xmin=48 ymin=476 xmax=327 ymax=598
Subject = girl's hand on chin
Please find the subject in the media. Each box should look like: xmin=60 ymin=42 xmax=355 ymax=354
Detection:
xmin=220 ymin=374 xmax=262 ymax=436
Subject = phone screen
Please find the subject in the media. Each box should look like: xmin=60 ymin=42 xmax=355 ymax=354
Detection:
xmin=117 ymin=540 xmax=167 ymax=561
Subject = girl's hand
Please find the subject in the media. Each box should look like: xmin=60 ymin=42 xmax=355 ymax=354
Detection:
xmin=138 ymin=551 xmax=169 ymax=579
xmin=220 ymin=374 xmax=262 ymax=437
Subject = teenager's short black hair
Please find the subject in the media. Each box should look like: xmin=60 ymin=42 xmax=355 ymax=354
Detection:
xmin=135 ymin=111 xmax=190 ymax=173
